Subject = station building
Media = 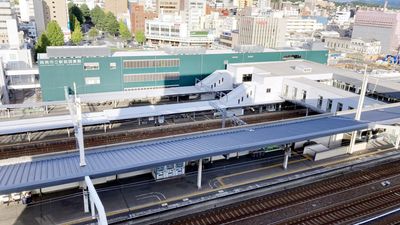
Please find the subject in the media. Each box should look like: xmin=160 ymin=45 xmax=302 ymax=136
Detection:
xmin=37 ymin=46 xmax=329 ymax=101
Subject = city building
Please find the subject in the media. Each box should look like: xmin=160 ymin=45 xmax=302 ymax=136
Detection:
xmin=130 ymin=3 xmax=157 ymax=34
xmin=325 ymin=37 xmax=382 ymax=55
xmin=257 ymin=0 xmax=270 ymax=9
xmin=183 ymin=0 xmax=206 ymax=33
xmin=233 ymin=0 xmax=253 ymax=9
xmin=286 ymin=17 xmax=322 ymax=34
xmin=333 ymin=11 xmax=351 ymax=26
xmin=19 ymin=0 xmax=35 ymax=22
xmin=352 ymin=10 xmax=400 ymax=54
xmin=156 ymin=0 xmax=181 ymax=15
xmin=238 ymin=15 xmax=287 ymax=48
xmin=6 ymin=19 xmax=24 ymax=49
xmin=41 ymin=0 xmax=70 ymax=34
xmin=145 ymin=14 xmax=213 ymax=47
xmin=68 ymin=0 xmax=105 ymax=9
xmin=0 ymin=0 xmax=14 ymax=45
xmin=0 ymin=48 xmax=39 ymax=104
xmin=104 ymin=0 xmax=128 ymax=19
xmin=37 ymin=46 xmax=328 ymax=101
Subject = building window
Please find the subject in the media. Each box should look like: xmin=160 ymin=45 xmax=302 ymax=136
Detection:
xmin=266 ymin=88 xmax=271 ymax=93
xmin=317 ymin=96 xmax=323 ymax=109
xmin=123 ymin=72 xmax=180 ymax=83
xmin=85 ymin=77 xmax=100 ymax=85
xmin=292 ymin=87 xmax=297 ymax=99
xmin=302 ymin=90 xmax=307 ymax=102
xmin=123 ymin=59 xmax=180 ymax=68
xmin=336 ymin=102 xmax=343 ymax=112
xmin=282 ymin=54 xmax=302 ymax=60
xmin=283 ymin=85 xmax=288 ymax=97
xmin=348 ymin=106 xmax=354 ymax=110
xmin=242 ymin=74 xmax=252 ymax=82
xmin=83 ymin=62 xmax=100 ymax=70
xmin=110 ymin=62 xmax=117 ymax=70
xmin=326 ymin=99 xmax=333 ymax=112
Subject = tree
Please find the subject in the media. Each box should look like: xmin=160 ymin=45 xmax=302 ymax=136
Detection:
xmin=71 ymin=18 xmax=83 ymax=45
xmin=35 ymin=33 xmax=50 ymax=53
xmin=135 ymin=31 xmax=145 ymax=45
xmin=68 ymin=3 xmax=83 ymax=26
xmin=91 ymin=6 xmax=106 ymax=30
xmin=119 ymin=20 xmax=131 ymax=42
xmin=88 ymin=27 xmax=99 ymax=40
xmin=46 ymin=21 xmax=64 ymax=46
xmin=80 ymin=3 xmax=90 ymax=19
xmin=104 ymin=12 xmax=119 ymax=36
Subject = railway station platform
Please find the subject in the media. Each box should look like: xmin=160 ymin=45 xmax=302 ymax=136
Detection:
xmin=0 ymin=141 xmax=398 ymax=225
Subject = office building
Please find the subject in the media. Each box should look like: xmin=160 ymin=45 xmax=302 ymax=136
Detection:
xmin=130 ymin=3 xmax=157 ymax=34
xmin=104 ymin=0 xmax=128 ymax=18
xmin=352 ymin=10 xmax=400 ymax=54
xmin=238 ymin=15 xmax=287 ymax=48
xmin=41 ymin=0 xmax=69 ymax=33
xmin=156 ymin=0 xmax=181 ymax=15
xmin=325 ymin=37 xmax=382 ymax=55
xmin=0 ymin=0 xmax=14 ymax=45
xmin=183 ymin=0 xmax=206 ymax=33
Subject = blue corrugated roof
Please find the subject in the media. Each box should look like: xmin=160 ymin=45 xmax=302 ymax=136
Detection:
xmin=0 ymin=114 xmax=369 ymax=194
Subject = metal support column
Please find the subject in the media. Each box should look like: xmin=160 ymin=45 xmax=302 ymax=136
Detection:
xmin=85 ymin=176 xmax=108 ymax=225
xmin=197 ymin=159 xmax=202 ymax=189
xmin=349 ymin=65 xmax=368 ymax=154
xmin=283 ymin=145 xmax=291 ymax=170
xmin=83 ymin=188 xmax=89 ymax=213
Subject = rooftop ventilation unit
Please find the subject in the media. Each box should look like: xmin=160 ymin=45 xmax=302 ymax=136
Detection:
xmin=294 ymin=65 xmax=312 ymax=73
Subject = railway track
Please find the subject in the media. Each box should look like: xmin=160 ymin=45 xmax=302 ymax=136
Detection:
xmin=0 ymin=109 xmax=310 ymax=159
xmin=279 ymin=185 xmax=400 ymax=225
xmin=159 ymin=159 xmax=400 ymax=225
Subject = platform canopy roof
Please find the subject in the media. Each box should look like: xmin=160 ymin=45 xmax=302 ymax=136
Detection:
xmin=0 ymin=114 xmax=368 ymax=194
xmin=0 ymin=104 xmax=399 ymax=194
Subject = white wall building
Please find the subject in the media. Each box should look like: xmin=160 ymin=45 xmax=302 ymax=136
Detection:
xmin=145 ymin=15 xmax=213 ymax=46
xmin=197 ymin=60 xmax=383 ymax=113
xmin=325 ymin=37 xmax=382 ymax=55
xmin=183 ymin=0 xmax=206 ymax=33
xmin=334 ymin=11 xmax=351 ymax=26
xmin=0 ymin=48 xmax=39 ymax=105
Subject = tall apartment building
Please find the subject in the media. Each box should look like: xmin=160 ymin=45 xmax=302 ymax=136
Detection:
xmin=183 ymin=0 xmax=206 ymax=32
xmin=41 ymin=0 xmax=69 ymax=32
xmin=130 ymin=3 xmax=157 ymax=33
xmin=238 ymin=15 xmax=287 ymax=48
xmin=0 ymin=0 xmax=14 ymax=45
xmin=19 ymin=0 xmax=35 ymax=22
xmin=156 ymin=0 xmax=181 ymax=15
xmin=352 ymin=10 xmax=400 ymax=54
xmin=104 ymin=0 xmax=128 ymax=18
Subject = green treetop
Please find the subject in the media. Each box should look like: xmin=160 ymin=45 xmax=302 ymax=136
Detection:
xmin=46 ymin=21 xmax=64 ymax=46
xmin=119 ymin=20 xmax=132 ymax=42
xmin=71 ymin=18 xmax=83 ymax=45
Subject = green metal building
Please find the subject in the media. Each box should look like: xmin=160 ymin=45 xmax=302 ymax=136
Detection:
xmin=38 ymin=47 xmax=328 ymax=101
